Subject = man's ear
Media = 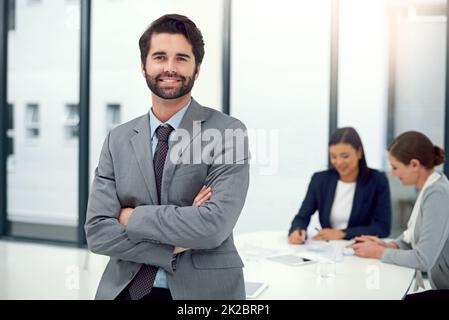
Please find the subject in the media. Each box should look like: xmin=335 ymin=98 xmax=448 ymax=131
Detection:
xmin=141 ymin=63 xmax=146 ymax=77
xmin=194 ymin=64 xmax=202 ymax=80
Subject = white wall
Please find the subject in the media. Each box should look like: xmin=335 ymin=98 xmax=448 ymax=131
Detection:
xmin=338 ymin=0 xmax=389 ymax=170
xmin=394 ymin=15 xmax=446 ymax=147
xmin=230 ymin=0 xmax=331 ymax=235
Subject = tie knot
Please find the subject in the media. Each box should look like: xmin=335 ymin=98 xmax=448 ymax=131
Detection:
xmin=156 ymin=125 xmax=174 ymax=142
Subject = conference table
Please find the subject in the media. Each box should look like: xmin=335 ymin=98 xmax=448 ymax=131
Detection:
xmin=234 ymin=231 xmax=415 ymax=300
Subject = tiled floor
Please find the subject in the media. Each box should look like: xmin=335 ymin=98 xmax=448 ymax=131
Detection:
xmin=0 ymin=240 xmax=109 ymax=300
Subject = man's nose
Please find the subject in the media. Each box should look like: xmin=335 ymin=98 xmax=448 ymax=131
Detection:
xmin=164 ymin=59 xmax=177 ymax=74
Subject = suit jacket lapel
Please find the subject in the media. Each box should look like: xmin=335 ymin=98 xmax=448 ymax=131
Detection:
xmin=161 ymin=98 xmax=207 ymax=204
xmin=130 ymin=114 xmax=159 ymax=205
xmin=322 ymin=171 xmax=339 ymax=228
xmin=347 ymin=177 xmax=363 ymax=228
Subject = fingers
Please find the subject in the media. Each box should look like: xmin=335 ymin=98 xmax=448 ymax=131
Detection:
xmin=354 ymin=235 xmax=377 ymax=242
xmin=312 ymin=231 xmax=321 ymax=240
xmin=300 ymin=230 xmax=307 ymax=242
xmin=313 ymin=229 xmax=329 ymax=241
xmin=313 ymin=229 xmax=323 ymax=240
xmin=353 ymin=236 xmax=369 ymax=243
xmin=194 ymin=186 xmax=207 ymax=200
xmin=174 ymin=247 xmax=190 ymax=254
xmin=351 ymin=242 xmax=375 ymax=251
xmin=195 ymin=191 xmax=212 ymax=206
xmin=193 ymin=186 xmax=212 ymax=206
xmin=288 ymin=230 xmax=305 ymax=244
xmin=353 ymin=247 xmax=368 ymax=258
xmin=288 ymin=230 xmax=300 ymax=244
xmin=350 ymin=243 xmax=363 ymax=250
xmin=359 ymin=236 xmax=379 ymax=242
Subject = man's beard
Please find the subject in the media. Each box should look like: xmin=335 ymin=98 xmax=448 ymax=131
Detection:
xmin=144 ymin=70 xmax=196 ymax=100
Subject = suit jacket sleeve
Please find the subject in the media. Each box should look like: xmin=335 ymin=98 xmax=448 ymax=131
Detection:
xmin=381 ymin=188 xmax=449 ymax=271
xmin=288 ymin=174 xmax=318 ymax=235
xmin=343 ymin=172 xmax=392 ymax=239
xmin=126 ymin=120 xmax=250 ymax=250
xmin=84 ymin=132 xmax=175 ymax=273
xmin=393 ymin=233 xmax=412 ymax=250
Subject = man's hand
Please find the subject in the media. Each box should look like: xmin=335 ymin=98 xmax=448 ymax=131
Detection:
xmin=288 ymin=229 xmax=307 ymax=244
xmin=312 ymin=228 xmax=346 ymax=241
xmin=193 ymin=185 xmax=212 ymax=206
xmin=119 ymin=208 xmax=134 ymax=226
xmin=174 ymin=246 xmax=190 ymax=254
xmin=173 ymin=185 xmax=213 ymax=254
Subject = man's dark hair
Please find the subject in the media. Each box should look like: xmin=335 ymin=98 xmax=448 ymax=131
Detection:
xmin=139 ymin=14 xmax=205 ymax=68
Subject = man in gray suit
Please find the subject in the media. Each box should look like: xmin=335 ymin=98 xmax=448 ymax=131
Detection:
xmin=85 ymin=14 xmax=250 ymax=300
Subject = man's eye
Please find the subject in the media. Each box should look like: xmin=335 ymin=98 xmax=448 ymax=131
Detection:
xmin=154 ymin=56 xmax=164 ymax=60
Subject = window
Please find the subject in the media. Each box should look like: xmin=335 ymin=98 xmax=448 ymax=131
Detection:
xmin=106 ymin=103 xmax=121 ymax=133
xmin=7 ymin=104 xmax=14 ymax=156
xmin=230 ymin=0 xmax=330 ymax=234
xmin=25 ymin=103 xmax=40 ymax=139
xmin=64 ymin=104 xmax=79 ymax=140
xmin=7 ymin=0 xmax=15 ymax=31
xmin=27 ymin=0 xmax=42 ymax=5
xmin=6 ymin=0 xmax=81 ymax=243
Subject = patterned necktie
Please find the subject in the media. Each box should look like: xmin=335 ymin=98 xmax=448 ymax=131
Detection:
xmin=127 ymin=124 xmax=174 ymax=300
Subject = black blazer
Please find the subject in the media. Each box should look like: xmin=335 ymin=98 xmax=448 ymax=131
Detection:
xmin=289 ymin=168 xmax=391 ymax=239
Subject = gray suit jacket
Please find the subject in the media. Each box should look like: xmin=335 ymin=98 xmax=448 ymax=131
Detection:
xmin=85 ymin=98 xmax=250 ymax=299
xmin=382 ymin=173 xmax=449 ymax=289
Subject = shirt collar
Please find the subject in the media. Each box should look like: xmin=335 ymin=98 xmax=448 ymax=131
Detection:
xmin=149 ymin=99 xmax=191 ymax=139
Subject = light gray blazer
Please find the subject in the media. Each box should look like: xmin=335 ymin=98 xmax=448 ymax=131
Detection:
xmin=382 ymin=173 xmax=449 ymax=289
xmin=85 ymin=98 xmax=250 ymax=300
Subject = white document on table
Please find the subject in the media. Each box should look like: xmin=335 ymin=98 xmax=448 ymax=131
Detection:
xmin=245 ymin=282 xmax=269 ymax=299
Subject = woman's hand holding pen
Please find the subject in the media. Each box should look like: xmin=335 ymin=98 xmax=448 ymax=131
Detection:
xmin=288 ymin=229 xmax=307 ymax=244
xmin=346 ymin=235 xmax=391 ymax=259
xmin=348 ymin=235 xmax=399 ymax=250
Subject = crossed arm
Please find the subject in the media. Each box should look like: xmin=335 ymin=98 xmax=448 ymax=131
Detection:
xmin=85 ymin=125 xmax=250 ymax=269
xmin=118 ymin=186 xmax=213 ymax=254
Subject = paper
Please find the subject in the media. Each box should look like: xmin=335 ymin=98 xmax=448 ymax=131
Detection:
xmin=239 ymin=244 xmax=280 ymax=260
xmin=245 ymin=282 xmax=269 ymax=299
xmin=267 ymin=254 xmax=316 ymax=267
xmin=303 ymin=240 xmax=331 ymax=252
